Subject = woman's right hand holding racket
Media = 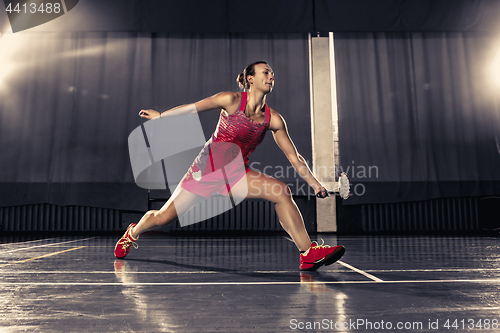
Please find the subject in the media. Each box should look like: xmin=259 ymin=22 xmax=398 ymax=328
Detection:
xmin=315 ymin=186 xmax=330 ymax=199
xmin=139 ymin=109 xmax=161 ymax=119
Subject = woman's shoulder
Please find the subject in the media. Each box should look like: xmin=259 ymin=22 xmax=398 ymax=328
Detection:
xmin=268 ymin=107 xmax=283 ymax=121
xmin=214 ymin=91 xmax=242 ymax=104
xmin=268 ymin=107 xmax=280 ymax=117
xmin=217 ymin=91 xmax=243 ymax=115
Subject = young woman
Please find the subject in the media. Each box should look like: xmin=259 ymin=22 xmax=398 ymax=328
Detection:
xmin=115 ymin=61 xmax=345 ymax=271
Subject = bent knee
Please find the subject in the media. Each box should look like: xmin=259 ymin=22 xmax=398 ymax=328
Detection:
xmin=268 ymin=182 xmax=293 ymax=202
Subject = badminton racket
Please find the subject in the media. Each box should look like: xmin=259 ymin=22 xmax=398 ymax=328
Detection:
xmin=316 ymin=172 xmax=350 ymax=199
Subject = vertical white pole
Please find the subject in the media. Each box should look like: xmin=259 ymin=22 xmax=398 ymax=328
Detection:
xmin=329 ymin=32 xmax=339 ymax=176
xmin=310 ymin=34 xmax=337 ymax=233
xmin=308 ymin=33 xmax=316 ymax=171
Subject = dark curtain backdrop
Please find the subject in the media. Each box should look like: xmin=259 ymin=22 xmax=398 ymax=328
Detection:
xmin=2 ymin=0 xmax=500 ymax=34
xmin=315 ymin=0 xmax=500 ymax=33
xmin=335 ymin=32 xmax=500 ymax=204
xmin=0 ymin=32 xmax=310 ymax=211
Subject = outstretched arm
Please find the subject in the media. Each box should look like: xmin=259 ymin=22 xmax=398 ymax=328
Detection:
xmin=270 ymin=110 xmax=328 ymax=197
xmin=139 ymin=92 xmax=239 ymax=120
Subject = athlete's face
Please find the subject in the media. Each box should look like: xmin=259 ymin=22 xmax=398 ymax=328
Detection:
xmin=248 ymin=63 xmax=274 ymax=93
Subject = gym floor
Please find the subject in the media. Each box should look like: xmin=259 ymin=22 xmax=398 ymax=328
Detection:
xmin=1 ymin=234 xmax=499 ymax=332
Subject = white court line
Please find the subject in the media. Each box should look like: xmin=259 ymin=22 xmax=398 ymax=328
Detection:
xmin=2 ymin=267 xmax=500 ymax=275
xmin=363 ymin=268 xmax=500 ymax=273
xmin=0 ymin=270 xmax=358 ymax=274
xmin=2 ymin=279 xmax=500 ymax=286
xmin=337 ymin=261 xmax=384 ymax=282
xmin=0 ymin=237 xmax=95 ymax=254
xmin=1 ymin=270 xmax=288 ymax=274
xmin=0 ymin=237 xmax=57 ymax=247
xmin=0 ymin=246 xmax=86 ymax=267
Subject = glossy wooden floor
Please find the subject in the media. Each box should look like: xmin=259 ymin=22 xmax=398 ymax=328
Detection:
xmin=1 ymin=233 xmax=499 ymax=332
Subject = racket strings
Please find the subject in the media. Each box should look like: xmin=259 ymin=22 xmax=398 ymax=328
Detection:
xmin=338 ymin=172 xmax=350 ymax=199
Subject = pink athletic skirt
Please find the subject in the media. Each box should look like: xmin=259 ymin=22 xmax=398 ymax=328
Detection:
xmin=180 ymin=141 xmax=249 ymax=198
xmin=181 ymin=164 xmax=249 ymax=198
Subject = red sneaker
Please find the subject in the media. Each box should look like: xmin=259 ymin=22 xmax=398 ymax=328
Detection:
xmin=300 ymin=241 xmax=345 ymax=271
xmin=114 ymin=223 xmax=138 ymax=259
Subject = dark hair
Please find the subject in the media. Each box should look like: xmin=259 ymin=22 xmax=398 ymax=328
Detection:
xmin=236 ymin=61 xmax=268 ymax=90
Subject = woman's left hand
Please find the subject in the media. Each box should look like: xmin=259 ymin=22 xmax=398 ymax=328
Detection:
xmin=139 ymin=109 xmax=160 ymax=119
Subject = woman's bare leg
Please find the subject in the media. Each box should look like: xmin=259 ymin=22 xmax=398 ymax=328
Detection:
xmin=130 ymin=185 xmax=204 ymax=239
xmin=230 ymin=170 xmax=312 ymax=251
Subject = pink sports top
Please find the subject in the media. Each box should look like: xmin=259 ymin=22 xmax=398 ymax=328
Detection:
xmin=193 ymin=92 xmax=271 ymax=173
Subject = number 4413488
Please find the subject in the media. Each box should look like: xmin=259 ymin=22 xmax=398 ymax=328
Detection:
xmin=444 ymin=319 xmax=498 ymax=330
xmin=5 ymin=2 xmax=61 ymax=14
